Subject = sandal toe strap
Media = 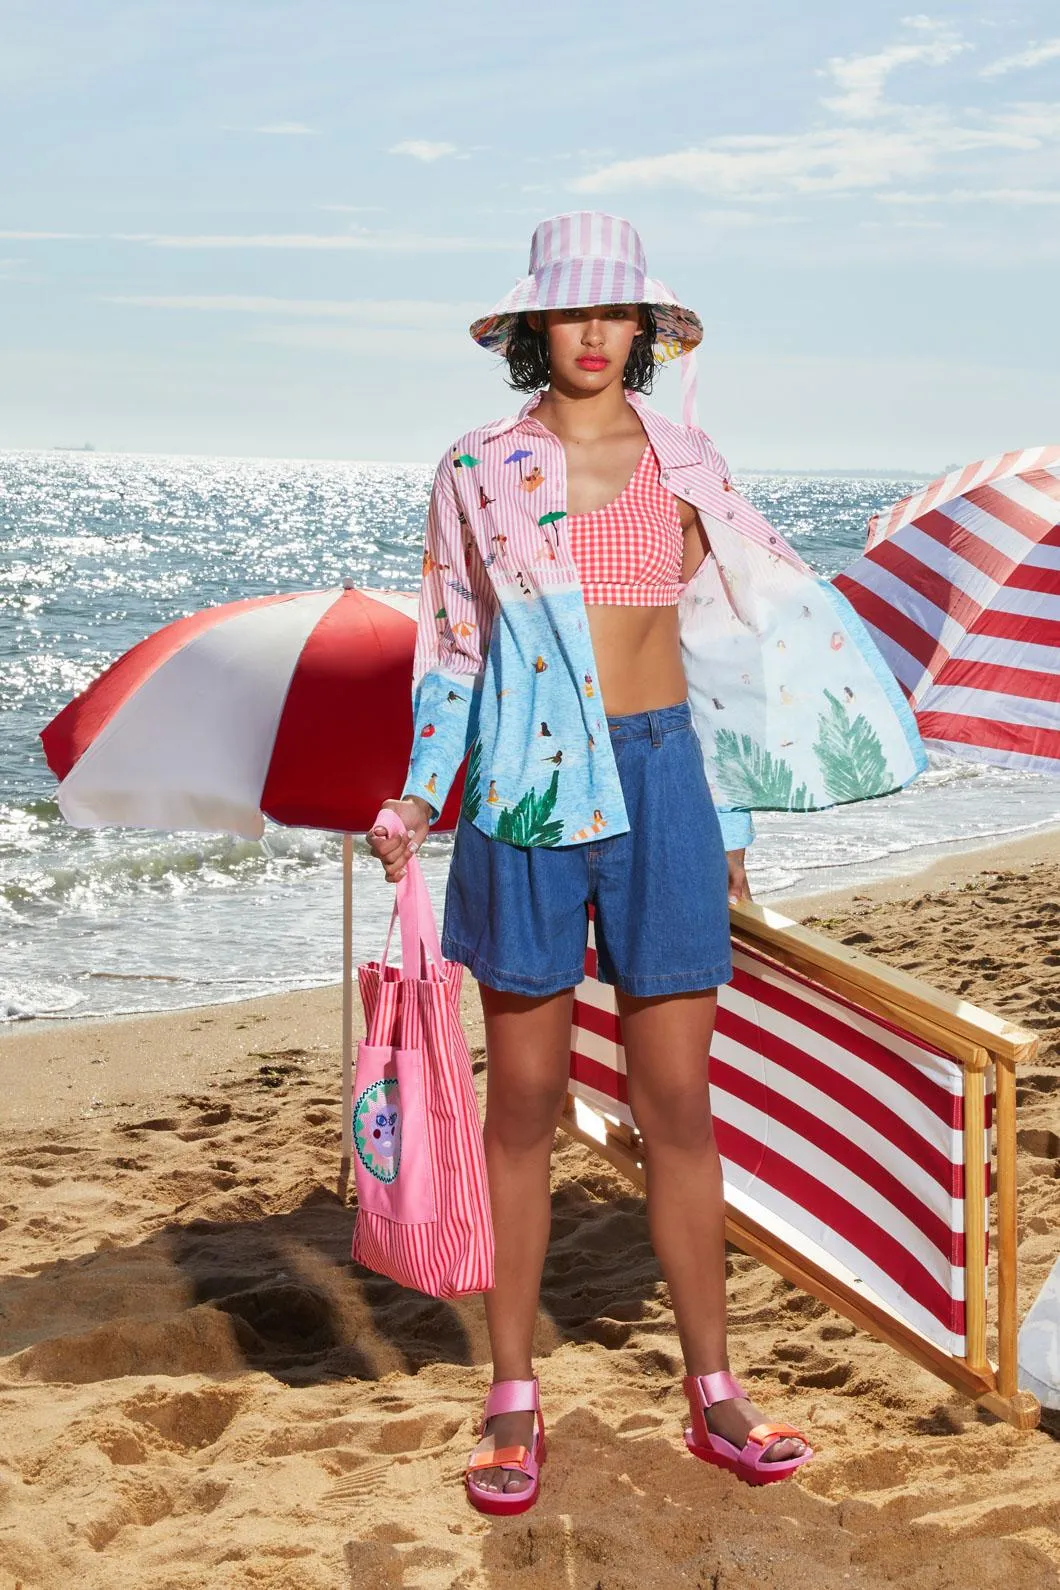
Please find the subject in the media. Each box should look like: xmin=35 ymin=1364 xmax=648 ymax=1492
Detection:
xmin=467 ymin=1444 xmax=531 ymax=1474
xmin=746 ymin=1421 xmax=807 ymax=1451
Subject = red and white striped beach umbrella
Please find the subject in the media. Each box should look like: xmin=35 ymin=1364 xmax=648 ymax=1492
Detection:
xmin=833 ymin=446 xmax=1060 ymax=775
xmin=40 ymin=582 xmax=463 ymax=1176
xmin=40 ymin=583 xmax=465 ymax=835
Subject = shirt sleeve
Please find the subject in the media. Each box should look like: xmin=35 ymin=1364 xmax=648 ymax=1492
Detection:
xmin=400 ymin=454 xmax=496 ymax=823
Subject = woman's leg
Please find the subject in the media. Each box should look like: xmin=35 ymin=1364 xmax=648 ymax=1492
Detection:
xmin=468 ymin=980 xmax=575 ymax=1494
xmin=619 ymin=986 xmax=807 ymax=1463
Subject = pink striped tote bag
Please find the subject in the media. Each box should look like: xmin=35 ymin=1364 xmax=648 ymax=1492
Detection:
xmin=352 ymin=810 xmax=495 ymax=1298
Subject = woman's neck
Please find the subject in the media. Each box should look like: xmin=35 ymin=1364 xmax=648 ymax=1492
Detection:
xmin=533 ymin=381 xmax=640 ymax=445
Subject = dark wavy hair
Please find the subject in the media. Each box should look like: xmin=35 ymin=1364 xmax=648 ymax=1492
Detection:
xmin=503 ymin=306 xmax=658 ymax=395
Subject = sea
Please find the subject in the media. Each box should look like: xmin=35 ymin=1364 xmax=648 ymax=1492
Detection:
xmin=3 ymin=449 xmax=1058 ymax=1025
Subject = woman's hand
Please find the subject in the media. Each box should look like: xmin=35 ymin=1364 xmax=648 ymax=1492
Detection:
xmin=366 ymin=797 xmax=432 ymax=883
xmin=726 ymin=848 xmax=752 ymax=906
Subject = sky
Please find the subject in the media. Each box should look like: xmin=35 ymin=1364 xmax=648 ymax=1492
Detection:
xmin=1 ymin=1 xmax=1058 ymax=470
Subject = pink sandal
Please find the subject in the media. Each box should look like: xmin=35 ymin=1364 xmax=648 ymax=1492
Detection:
xmin=683 ymin=1370 xmax=815 ymax=1486
xmin=465 ymin=1377 xmax=546 ymax=1517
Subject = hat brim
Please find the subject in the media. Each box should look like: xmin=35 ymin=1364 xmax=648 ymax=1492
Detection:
xmin=470 ymin=270 xmax=701 ymax=365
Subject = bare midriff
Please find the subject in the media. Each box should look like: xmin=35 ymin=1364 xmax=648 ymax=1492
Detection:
xmin=585 ymin=517 xmax=710 ymax=714
xmin=585 ymin=604 xmax=687 ymax=716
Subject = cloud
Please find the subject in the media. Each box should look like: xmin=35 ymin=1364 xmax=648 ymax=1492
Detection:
xmin=880 ymin=186 xmax=1060 ymax=205
xmin=569 ymin=21 xmax=1057 ymax=208
xmin=980 ymin=38 xmax=1060 ymax=78
xmin=389 ymin=139 xmax=457 ymax=162
xmin=821 ymin=18 xmax=969 ymax=119
xmin=698 ymin=208 xmax=807 ymax=228
xmin=570 ymin=117 xmax=1033 ymax=201
xmin=219 ymin=121 xmax=321 ymax=136
xmin=104 ymin=296 xmax=480 ymax=324
xmin=0 ymin=227 xmax=515 ymax=252
xmin=108 ymin=229 xmax=514 ymax=251
xmin=252 ymin=121 xmax=320 ymax=135
xmin=246 ymin=324 xmax=468 ymax=358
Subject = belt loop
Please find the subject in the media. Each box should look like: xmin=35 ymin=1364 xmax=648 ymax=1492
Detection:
xmin=649 ymin=710 xmax=663 ymax=747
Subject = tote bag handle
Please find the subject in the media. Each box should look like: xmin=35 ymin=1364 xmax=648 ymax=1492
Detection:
xmin=370 ymin=807 xmax=445 ymax=979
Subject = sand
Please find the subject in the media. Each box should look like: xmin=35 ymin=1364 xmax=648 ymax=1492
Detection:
xmin=1 ymin=831 xmax=1058 ymax=1589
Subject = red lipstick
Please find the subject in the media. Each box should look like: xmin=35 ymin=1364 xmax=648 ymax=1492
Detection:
xmin=576 ymin=356 xmax=608 ymax=371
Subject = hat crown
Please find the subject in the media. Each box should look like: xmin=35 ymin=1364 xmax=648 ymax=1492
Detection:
xmin=528 ymin=212 xmax=647 ymax=276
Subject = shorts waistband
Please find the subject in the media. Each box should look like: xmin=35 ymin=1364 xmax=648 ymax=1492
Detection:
xmin=606 ymin=698 xmax=692 ymax=742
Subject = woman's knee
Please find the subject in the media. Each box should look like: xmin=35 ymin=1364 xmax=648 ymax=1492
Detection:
xmin=629 ymin=1082 xmax=716 ymax=1155
xmin=480 ymin=984 xmax=573 ymax=1149
xmin=484 ymin=1059 xmax=569 ymax=1149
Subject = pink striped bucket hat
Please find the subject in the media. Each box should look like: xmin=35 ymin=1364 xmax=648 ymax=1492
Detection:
xmin=470 ymin=211 xmax=702 ymax=365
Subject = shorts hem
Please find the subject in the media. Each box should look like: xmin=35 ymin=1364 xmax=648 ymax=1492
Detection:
xmin=441 ymin=937 xmax=584 ymax=997
xmin=597 ymin=958 xmax=734 ymax=996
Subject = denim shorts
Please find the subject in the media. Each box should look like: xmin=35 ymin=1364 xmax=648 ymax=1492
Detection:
xmin=441 ymin=698 xmax=733 ymax=998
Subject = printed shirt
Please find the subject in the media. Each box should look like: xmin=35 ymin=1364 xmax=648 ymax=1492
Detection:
xmin=401 ymin=391 xmax=926 ymax=852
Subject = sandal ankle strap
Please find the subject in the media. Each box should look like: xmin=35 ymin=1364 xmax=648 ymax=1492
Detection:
xmin=683 ymin=1369 xmax=745 ymax=1408
xmin=484 ymin=1377 xmax=540 ymax=1420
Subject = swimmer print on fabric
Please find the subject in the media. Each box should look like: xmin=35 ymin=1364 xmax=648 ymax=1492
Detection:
xmin=402 ymin=393 xmax=926 ymax=850
xmin=683 ymin=542 xmax=899 ymax=813
xmin=354 ymin=1078 xmax=402 ymax=1184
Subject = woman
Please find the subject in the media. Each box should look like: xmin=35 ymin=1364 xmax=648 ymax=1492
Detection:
xmin=368 ymin=212 xmax=923 ymax=1513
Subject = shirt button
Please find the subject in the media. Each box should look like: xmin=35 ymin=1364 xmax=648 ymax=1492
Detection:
xmin=660 ymin=469 xmax=670 ymax=482
xmin=726 ymin=509 xmax=734 ymax=519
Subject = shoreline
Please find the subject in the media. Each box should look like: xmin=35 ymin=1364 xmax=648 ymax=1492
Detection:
xmin=5 ymin=821 xmax=1058 ymax=1039
xmin=777 ymin=820 xmax=1060 ymax=914
xmin=4 ymin=825 xmax=1058 ymax=1131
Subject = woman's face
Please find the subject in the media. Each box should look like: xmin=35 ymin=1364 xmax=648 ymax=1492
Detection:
xmin=532 ymin=304 xmax=642 ymax=394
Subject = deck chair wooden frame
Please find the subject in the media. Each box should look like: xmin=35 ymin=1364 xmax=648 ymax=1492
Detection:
xmin=560 ymin=899 xmax=1041 ymax=1433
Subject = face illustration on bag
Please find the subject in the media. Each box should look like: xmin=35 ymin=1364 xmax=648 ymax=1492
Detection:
xmin=354 ymin=1078 xmax=402 ymax=1183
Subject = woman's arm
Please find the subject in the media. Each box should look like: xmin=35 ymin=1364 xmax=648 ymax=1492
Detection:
xmin=400 ymin=455 xmax=497 ymax=822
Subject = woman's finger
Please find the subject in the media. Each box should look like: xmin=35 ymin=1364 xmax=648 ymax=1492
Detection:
xmin=369 ymin=832 xmax=406 ymax=860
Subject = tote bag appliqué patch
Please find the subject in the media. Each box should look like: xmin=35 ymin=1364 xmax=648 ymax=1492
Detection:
xmin=353 ymin=1078 xmax=401 ymax=1183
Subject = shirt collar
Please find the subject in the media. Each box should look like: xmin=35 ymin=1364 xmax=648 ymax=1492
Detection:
xmin=481 ymin=390 xmax=548 ymax=442
xmin=480 ymin=388 xmax=701 ymax=467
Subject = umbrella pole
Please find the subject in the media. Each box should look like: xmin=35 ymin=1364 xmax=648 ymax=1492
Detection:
xmin=340 ymin=832 xmax=353 ymax=1195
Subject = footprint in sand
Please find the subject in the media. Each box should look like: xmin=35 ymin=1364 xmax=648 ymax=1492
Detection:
xmin=122 ymin=1386 xmax=243 ymax=1452
xmin=1018 ymin=1128 xmax=1060 ymax=1160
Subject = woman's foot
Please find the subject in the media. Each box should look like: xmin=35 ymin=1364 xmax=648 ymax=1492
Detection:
xmin=466 ymin=1409 xmax=538 ymax=1494
xmin=465 ymin=1379 xmax=546 ymax=1514
xmin=682 ymin=1369 xmax=813 ymax=1485
xmin=701 ymin=1392 xmax=807 ymax=1462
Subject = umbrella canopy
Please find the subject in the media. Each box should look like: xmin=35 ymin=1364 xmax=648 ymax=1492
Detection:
xmin=834 ymin=446 xmax=1060 ymax=775
xmin=40 ymin=583 xmax=466 ymax=835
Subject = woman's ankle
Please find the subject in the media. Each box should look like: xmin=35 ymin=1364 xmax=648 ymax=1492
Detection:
xmin=489 ymin=1365 xmax=535 ymax=1385
xmin=682 ymin=1357 xmax=734 ymax=1381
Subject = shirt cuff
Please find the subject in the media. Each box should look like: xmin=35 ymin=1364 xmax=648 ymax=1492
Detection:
xmin=718 ymin=808 xmax=754 ymax=852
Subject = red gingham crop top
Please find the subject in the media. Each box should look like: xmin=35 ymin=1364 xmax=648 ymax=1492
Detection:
xmin=565 ymin=444 xmax=687 ymax=606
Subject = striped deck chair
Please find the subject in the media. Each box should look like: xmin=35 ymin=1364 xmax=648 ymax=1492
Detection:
xmin=564 ymin=900 xmax=1040 ymax=1431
